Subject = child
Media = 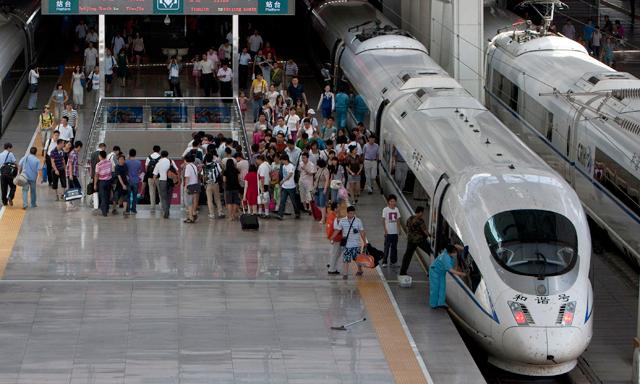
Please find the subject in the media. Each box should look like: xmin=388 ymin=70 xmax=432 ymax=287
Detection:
xmin=382 ymin=194 xmax=400 ymax=267
xmin=238 ymin=91 xmax=248 ymax=118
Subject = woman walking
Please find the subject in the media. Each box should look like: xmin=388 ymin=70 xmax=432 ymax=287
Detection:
xmin=314 ymin=158 xmax=330 ymax=223
xmin=71 ymin=66 xmax=85 ymax=107
xmin=243 ymin=164 xmax=259 ymax=214
xmin=117 ymin=48 xmax=129 ymax=87
xmin=223 ymin=158 xmax=241 ymax=220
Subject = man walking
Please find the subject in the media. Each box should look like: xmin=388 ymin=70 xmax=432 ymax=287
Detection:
xmin=362 ymin=135 xmax=379 ymax=194
xmin=50 ymin=139 xmax=67 ymax=201
xmin=93 ymin=150 xmax=112 ymax=216
xmin=382 ymin=194 xmax=400 ymax=267
xmin=274 ymin=154 xmax=300 ymax=220
xmin=0 ymin=143 xmax=17 ymax=206
xmin=145 ymin=145 xmax=161 ymax=212
xmin=399 ymin=206 xmax=432 ymax=276
xmin=153 ymin=150 xmax=175 ymax=219
xmin=125 ymin=148 xmax=142 ymax=215
xmin=66 ymin=141 xmax=83 ymax=210
xmin=18 ymin=147 xmax=41 ymax=209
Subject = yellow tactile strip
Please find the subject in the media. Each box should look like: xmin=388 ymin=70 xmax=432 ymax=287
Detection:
xmin=355 ymin=267 xmax=429 ymax=384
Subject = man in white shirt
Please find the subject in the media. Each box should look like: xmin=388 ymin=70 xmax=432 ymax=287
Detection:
xmin=285 ymin=140 xmax=302 ymax=167
xmin=105 ymin=49 xmax=117 ymax=92
xmin=28 ymin=67 xmax=39 ymax=110
xmin=145 ymin=145 xmax=161 ymax=212
xmin=167 ymin=57 xmax=182 ymax=97
xmin=85 ymin=28 xmax=98 ymax=46
xmin=274 ymin=153 xmax=300 ymax=220
xmin=112 ymin=32 xmax=125 ymax=55
xmin=235 ymin=153 xmax=249 ymax=188
xmin=247 ymin=30 xmax=263 ymax=56
xmin=285 ymin=109 xmax=300 ymax=140
xmin=256 ymin=155 xmax=271 ymax=216
xmin=57 ymin=117 xmax=74 ymax=143
xmin=297 ymin=152 xmax=316 ymax=211
xmin=200 ymin=56 xmax=214 ymax=97
xmin=381 ymin=194 xmax=401 ymax=267
xmin=217 ymin=61 xmax=233 ymax=97
xmin=75 ymin=20 xmax=88 ymax=49
xmin=153 ymin=150 xmax=176 ymax=219
xmin=273 ymin=116 xmax=288 ymax=138
xmin=239 ymin=47 xmax=251 ymax=90
xmin=84 ymin=42 xmax=98 ymax=76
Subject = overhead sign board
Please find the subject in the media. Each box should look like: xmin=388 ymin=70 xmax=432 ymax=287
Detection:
xmin=43 ymin=0 xmax=292 ymax=15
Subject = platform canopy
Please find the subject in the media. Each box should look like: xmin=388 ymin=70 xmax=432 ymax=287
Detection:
xmin=42 ymin=0 xmax=293 ymax=15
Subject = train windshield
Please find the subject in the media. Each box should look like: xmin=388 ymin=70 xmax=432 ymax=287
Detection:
xmin=484 ymin=210 xmax=578 ymax=278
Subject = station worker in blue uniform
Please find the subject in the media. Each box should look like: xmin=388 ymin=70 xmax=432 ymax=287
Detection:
xmin=429 ymin=244 xmax=466 ymax=308
xmin=334 ymin=90 xmax=350 ymax=130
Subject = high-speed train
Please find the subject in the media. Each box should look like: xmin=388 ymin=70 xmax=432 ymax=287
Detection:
xmin=0 ymin=0 xmax=42 ymax=136
xmin=303 ymin=0 xmax=593 ymax=376
xmin=484 ymin=5 xmax=640 ymax=264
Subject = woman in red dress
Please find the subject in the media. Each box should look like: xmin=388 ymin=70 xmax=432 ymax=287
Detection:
xmin=243 ymin=164 xmax=259 ymax=214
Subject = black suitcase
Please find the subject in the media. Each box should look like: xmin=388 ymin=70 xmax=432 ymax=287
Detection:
xmin=240 ymin=205 xmax=259 ymax=230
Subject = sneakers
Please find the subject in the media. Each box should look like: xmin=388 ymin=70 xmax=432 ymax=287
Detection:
xmin=208 ymin=214 xmax=215 ymax=219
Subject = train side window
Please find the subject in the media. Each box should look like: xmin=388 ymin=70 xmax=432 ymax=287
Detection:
xmin=546 ymin=111 xmax=554 ymax=142
xmin=1 ymin=51 xmax=25 ymax=104
xmin=594 ymin=147 xmax=640 ymax=215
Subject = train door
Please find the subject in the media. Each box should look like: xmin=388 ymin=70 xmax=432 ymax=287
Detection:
xmin=331 ymin=41 xmax=344 ymax=91
xmin=429 ymin=174 xmax=450 ymax=256
xmin=375 ymin=100 xmax=389 ymax=140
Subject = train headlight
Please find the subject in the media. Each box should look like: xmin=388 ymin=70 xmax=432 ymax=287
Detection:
xmin=508 ymin=301 xmax=534 ymax=326
xmin=556 ymin=301 xmax=576 ymax=326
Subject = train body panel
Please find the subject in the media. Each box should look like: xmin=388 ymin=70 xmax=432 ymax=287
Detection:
xmin=485 ymin=22 xmax=640 ymax=262
xmin=308 ymin=0 xmax=594 ymax=376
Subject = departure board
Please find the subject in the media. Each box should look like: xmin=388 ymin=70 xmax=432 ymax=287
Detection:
xmin=42 ymin=0 xmax=293 ymax=15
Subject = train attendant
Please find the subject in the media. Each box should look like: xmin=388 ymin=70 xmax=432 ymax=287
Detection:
xmin=429 ymin=244 xmax=466 ymax=308
xmin=317 ymin=84 xmax=335 ymax=119
xmin=334 ymin=89 xmax=349 ymax=130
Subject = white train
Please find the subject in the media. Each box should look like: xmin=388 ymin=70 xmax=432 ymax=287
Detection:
xmin=304 ymin=0 xmax=593 ymax=376
xmin=484 ymin=5 xmax=640 ymax=263
xmin=0 ymin=1 xmax=41 ymax=136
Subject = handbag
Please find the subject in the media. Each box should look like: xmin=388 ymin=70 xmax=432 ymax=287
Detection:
xmin=86 ymin=74 xmax=93 ymax=92
xmin=13 ymin=173 xmax=27 ymax=187
xmin=187 ymin=183 xmax=201 ymax=194
xmin=86 ymin=181 xmax=95 ymax=195
xmin=355 ymin=252 xmax=375 ymax=269
xmin=340 ymin=218 xmax=355 ymax=247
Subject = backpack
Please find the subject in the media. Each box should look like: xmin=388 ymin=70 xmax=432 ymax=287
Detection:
xmin=167 ymin=164 xmax=179 ymax=187
xmin=146 ymin=155 xmax=159 ymax=176
xmin=204 ymin=161 xmax=221 ymax=184
xmin=0 ymin=152 xmax=16 ymax=177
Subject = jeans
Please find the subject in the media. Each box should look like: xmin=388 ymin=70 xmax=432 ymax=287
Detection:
xmin=127 ymin=184 xmax=138 ymax=213
xmin=252 ymin=97 xmax=263 ymax=122
xmin=364 ymin=160 xmax=377 ymax=192
xmin=383 ymin=234 xmax=399 ymax=264
xmin=159 ymin=180 xmax=171 ymax=217
xmin=205 ymin=183 xmax=224 ymax=216
xmin=148 ymin=177 xmax=160 ymax=209
xmin=1 ymin=175 xmax=16 ymax=205
xmin=98 ymin=180 xmax=111 ymax=215
xmin=22 ymin=180 xmax=37 ymax=207
xmin=277 ymin=187 xmax=300 ymax=217
xmin=400 ymin=238 xmax=431 ymax=275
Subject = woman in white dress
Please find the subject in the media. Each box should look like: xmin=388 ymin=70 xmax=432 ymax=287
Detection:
xmin=71 ymin=66 xmax=85 ymax=106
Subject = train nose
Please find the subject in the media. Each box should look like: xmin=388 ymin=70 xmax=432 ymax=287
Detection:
xmin=502 ymin=327 xmax=584 ymax=364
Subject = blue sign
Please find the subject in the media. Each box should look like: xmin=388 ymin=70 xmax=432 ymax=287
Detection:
xmin=258 ymin=0 xmax=287 ymax=14
xmin=154 ymin=0 xmax=182 ymax=13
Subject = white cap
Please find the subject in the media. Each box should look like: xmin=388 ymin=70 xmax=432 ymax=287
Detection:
xmin=307 ymin=109 xmax=316 ymax=115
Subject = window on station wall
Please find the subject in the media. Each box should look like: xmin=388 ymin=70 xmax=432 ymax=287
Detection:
xmin=2 ymin=51 xmax=25 ymax=104
xmin=595 ymin=148 xmax=640 ymax=215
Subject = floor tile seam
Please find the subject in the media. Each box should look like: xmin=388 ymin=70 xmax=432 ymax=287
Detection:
xmin=310 ymin=280 xmax=344 ymax=383
xmin=68 ymin=285 xmax=89 ymax=384
xmin=122 ymin=284 xmax=134 ymax=384
xmin=15 ymin=288 xmax=44 ymax=383
xmin=266 ymin=284 xmax=291 ymax=383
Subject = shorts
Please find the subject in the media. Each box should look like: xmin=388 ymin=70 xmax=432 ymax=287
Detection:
xmin=343 ymin=247 xmax=359 ymax=263
xmin=315 ymin=188 xmax=327 ymax=208
xmin=184 ymin=193 xmax=194 ymax=206
xmin=134 ymin=50 xmax=144 ymax=56
xmin=348 ymin=175 xmax=361 ymax=184
xmin=224 ymin=190 xmax=241 ymax=205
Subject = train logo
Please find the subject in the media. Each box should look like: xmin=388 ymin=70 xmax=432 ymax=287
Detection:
xmin=154 ymin=0 xmax=182 ymax=13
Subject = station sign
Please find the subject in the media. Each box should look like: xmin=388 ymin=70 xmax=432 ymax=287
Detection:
xmin=42 ymin=0 xmax=292 ymax=15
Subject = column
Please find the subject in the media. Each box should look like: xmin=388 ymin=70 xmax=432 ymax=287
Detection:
xmin=232 ymin=14 xmax=239 ymax=98
xmin=98 ymin=14 xmax=106 ymax=102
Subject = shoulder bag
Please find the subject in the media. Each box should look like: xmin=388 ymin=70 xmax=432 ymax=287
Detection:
xmin=339 ymin=218 xmax=355 ymax=247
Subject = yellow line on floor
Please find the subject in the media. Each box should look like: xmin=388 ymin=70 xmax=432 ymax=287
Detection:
xmin=0 ymin=204 xmax=25 ymax=277
xmin=356 ymin=267 xmax=430 ymax=384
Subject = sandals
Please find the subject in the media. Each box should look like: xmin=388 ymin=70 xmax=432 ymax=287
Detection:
xmin=183 ymin=219 xmax=195 ymax=223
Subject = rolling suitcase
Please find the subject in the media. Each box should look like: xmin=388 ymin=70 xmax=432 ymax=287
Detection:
xmin=64 ymin=188 xmax=83 ymax=201
xmin=310 ymin=201 xmax=322 ymax=221
xmin=240 ymin=204 xmax=259 ymax=230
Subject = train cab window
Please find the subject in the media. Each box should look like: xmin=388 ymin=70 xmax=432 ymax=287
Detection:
xmin=2 ymin=51 xmax=25 ymax=104
xmin=484 ymin=210 xmax=578 ymax=278
xmin=594 ymin=148 xmax=640 ymax=215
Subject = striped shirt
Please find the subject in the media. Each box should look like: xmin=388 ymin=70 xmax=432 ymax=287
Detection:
xmin=62 ymin=109 xmax=78 ymax=128
xmin=67 ymin=150 xmax=79 ymax=177
xmin=50 ymin=148 xmax=65 ymax=171
xmin=95 ymin=159 xmax=112 ymax=180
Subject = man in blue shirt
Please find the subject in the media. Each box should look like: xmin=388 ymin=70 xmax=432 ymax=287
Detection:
xmin=18 ymin=147 xmax=41 ymax=209
xmin=125 ymin=148 xmax=142 ymax=215
xmin=0 ymin=142 xmax=17 ymax=206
